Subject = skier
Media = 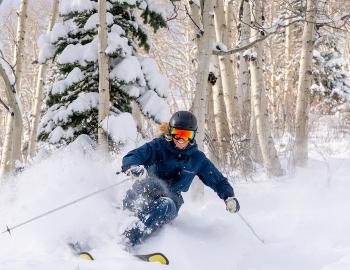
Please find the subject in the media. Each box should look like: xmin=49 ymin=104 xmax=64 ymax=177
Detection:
xmin=121 ymin=111 xmax=240 ymax=246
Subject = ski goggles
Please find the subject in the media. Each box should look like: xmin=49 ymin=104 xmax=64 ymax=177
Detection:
xmin=170 ymin=128 xmax=195 ymax=142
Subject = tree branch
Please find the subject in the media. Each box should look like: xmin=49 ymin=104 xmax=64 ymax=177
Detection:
xmin=0 ymin=64 xmax=15 ymax=116
xmin=213 ymin=16 xmax=303 ymax=56
xmin=166 ymin=0 xmax=180 ymax=22
xmin=185 ymin=2 xmax=203 ymax=35
xmin=0 ymin=97 xmax=10 ymax=113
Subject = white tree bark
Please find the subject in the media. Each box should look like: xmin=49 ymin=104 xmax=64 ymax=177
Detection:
xmin=294 ymin=0 xmax=317 ymax=166
xmin=207 ymin=78 xmax=219 ymax=164
xmin=283 ymin=16 xmax=293 ymax=133
xmin=13 ymin=0 xmax=28 ymax=92
xmin=97 ymin=0 xmax=110 ymax=148
xmin=214 ymin=0 xmax=239 ymax=135
xmin=28 ymin=0 xmax=59 ymax=158
xmin=192 ymin=0 xmax=215 ymax=150
xmin=191 ymin=0 xmax=215 ymax=201
xmin=0 ymin=65 xmax=22 ymax=176
xmin=212 ymin=57 xmax=231 ymax=163
xmin=249 ymin=0 xmax=283 ymax=176
xmin=238 ymin=0 xmax=251 ymax=132
xmin=1 ymin=0 xmax=28 ymax=174
xmin=237 ymin=0 xmax=253 ymax=174
xmin=132 ymin=102 xmax=147 ymax=138
xmin=269 ymin=41 xmax=279 ymax=134
xmin=12 ymin=0 xmax=28 ymax=164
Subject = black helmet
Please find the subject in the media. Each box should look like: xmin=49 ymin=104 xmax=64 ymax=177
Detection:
xmin=169 ymin=111 xmax=198 ymax=131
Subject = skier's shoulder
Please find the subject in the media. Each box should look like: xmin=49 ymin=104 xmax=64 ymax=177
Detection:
xmin=141 ymin=135 xmax=163 ymax=146
xmin=143 ymin=135 xmax=165 ymax=151
xmin=192 ymin=148 xmax=209 ymax=163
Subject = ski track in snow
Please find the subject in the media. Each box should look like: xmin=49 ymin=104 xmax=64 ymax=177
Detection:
xmin=1 ymin=140 xmax=350 ymax=270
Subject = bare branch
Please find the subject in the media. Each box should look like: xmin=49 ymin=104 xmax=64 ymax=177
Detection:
xmin=316 ymin=12 xmax=350 ymax=26
xmin=0 ymin=64 xmax=16 ymax=116
xmin=185 ymin=2 xmax=203 ymax=35
xmin=166 ymin=0 xmax=180 ymax=22
xmin=0 ymin=97 xmax=10 ymax=113
xmin=0 ymin=50 xmax=17 ymax=87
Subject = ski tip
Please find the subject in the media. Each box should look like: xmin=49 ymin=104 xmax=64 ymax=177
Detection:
xmin=79 ymin=252 xmax=94 ymax=260
xmin=135 ymin=252 xmax=169 ymax=265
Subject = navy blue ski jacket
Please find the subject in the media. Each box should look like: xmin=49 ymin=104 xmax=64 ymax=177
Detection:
xmin=122 ymin=136 xmax=234 ymax=209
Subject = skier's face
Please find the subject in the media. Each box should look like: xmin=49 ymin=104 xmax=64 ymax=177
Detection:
xmin=173 ymin=138 xmax=189 ymax=149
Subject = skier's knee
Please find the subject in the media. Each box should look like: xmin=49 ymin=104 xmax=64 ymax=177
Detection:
xmin=156 ymin=197 xmax=177 ymax=221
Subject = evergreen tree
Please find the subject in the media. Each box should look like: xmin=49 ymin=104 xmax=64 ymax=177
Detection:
xmin=37 ymin=0 xmax=170 ymax=145
xmin=312 ymin=34 xmax=350 ymax=113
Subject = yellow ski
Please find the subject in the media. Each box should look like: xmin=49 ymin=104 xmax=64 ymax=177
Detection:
xmin=69 ymin=242 xmax=169 ymax=265
xmin=134 ymin=252 xmax=169 ymax=265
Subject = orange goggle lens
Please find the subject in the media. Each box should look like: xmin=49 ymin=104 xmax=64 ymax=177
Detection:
xmin=170 ymin=128 xmax=195 ymax=142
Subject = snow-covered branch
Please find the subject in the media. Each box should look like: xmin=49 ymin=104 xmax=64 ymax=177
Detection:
xmin=213 ymin=16 xmax=302 ymax=56
xmin=316 ymin=12 xmax=350 ymax=26
xmin=214 ymin=9 xmax=350 ymax=57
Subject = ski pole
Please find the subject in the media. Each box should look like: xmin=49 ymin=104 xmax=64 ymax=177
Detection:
xmin=2 ymin=174 xmax=130 ymax=236
xmin=238 ymin=212 xmax=265 ymax=244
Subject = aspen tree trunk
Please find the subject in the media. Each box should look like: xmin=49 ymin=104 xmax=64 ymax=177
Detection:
xmin=0 ymin=66 xmax=22 ymax=176
xmin=268 ymin=2 xmax=279 ymax=135
xmin=226 ymin=0 xmax=235 ymax=48
xmin=12 ymin=0 xmax=28 ymax=163
xmin=294 ymin=0 xmax=317 ymax=167
xmin=238 ymin=0 xmax=251 ymax=132
xmin=189 ymin=0 xmax=203 ymax=66
xmin=191 ymin=0 xmax=215 ymax=201
xmin=185 ymin=23 xmax=194 ymax=108
xmin=1 ymin=116 xmax=14 ymax=176
xmin=192 ymin=0 xmax=215 ymax=150
xmin=188 ymin=0 xmax=203 ymax=109
xmin=249 ymin=0 xmax=283 ymax=176
xmin=283 ymin=16 xmax=293 ymax=133
xmin=269 ymin=42 xmax=278 ymax=134
xmin=189 ymin=0 xmax=204 ymax=201
xmin=28 ymin=0 xmax=59 ymax=158
xmin=212 ymin=57 xmax=231 ymax=164
xmin=237 ymin=0 xmax=253 ymax=174
xmin=207 ymin=78 xmax=219 ymax=165
xmin=97 ymin=0 xmax=110 ymax=148
xmin=249 ymin=112 xmax=263 ymax=164
xmin=132 ymin=102 xmax=147 ymax=138
xmin=1 ymin=0 xmax=28 ymax=174
xmin=13 ymin=0 xmax=28 ymax=92
xmin=214 ymin=0 xmax=239 ymax=136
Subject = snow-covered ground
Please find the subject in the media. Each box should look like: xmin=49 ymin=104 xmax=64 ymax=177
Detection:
xmin=1 ymin=134 xmax=350 ymax=270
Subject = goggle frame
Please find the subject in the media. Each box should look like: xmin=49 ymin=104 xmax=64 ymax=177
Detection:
xmin=169 ymin=127 xmax=196 ymax=142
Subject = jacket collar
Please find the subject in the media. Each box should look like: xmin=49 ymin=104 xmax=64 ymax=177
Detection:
xmin=159 ymin=135 xmax=198 ymax=156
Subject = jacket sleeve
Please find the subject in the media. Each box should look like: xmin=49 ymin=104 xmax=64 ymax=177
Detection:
xmin=122 ymin=138 xmax=159 ymax=172
xmin=197 ymin=156 xmax=235 ymax=200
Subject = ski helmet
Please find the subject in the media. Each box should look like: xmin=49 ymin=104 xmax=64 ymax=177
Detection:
xmin=169 ymin=111 xmax=198 ymax=131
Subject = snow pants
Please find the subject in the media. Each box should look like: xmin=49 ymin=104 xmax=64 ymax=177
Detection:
xmin=122 ymin=178 xmax=178 ymax=246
